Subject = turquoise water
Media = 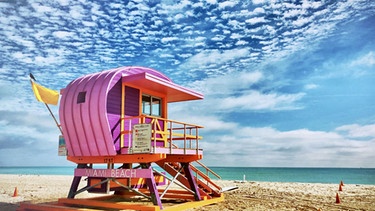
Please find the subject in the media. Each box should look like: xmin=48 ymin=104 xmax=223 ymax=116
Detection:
xmin=204 ymin=167 xmax=375 ymax=185
xmin=0 ymin=166 xmax=374 ymax=185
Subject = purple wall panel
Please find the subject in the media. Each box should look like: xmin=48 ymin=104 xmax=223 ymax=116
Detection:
xmin=122 ymin=86 xmax=140 ymax=148
xmin=107 ymin=80 xmax=122 ymax=115
xmin=124 ymin=86 xmax=139 ymax=116
xmin=108 ymin=114 xmax=121 ymax=151
xmin=107 ymin=80 xmax=122 ymax=151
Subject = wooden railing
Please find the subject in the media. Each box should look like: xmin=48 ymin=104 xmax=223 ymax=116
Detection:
xmin=121 ymin=115 xmax=203 ymax=153
xmin=190 ymin=161 xmax=222 ymax=194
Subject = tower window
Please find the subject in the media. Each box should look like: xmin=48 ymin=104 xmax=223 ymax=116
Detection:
xmin=77 ymin=91 xmax=86 ymax=104
xmin=142 ymin=94 xmax=161 ymax=116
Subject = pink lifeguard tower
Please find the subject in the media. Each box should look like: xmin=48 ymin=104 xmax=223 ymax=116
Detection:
xmin=22 ymin=66 xmax=223 ymax=210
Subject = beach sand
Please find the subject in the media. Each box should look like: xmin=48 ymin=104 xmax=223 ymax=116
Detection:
xmin=1 ymin=174 xmax=374 ymax=210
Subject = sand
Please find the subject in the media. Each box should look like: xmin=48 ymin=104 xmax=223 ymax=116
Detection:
xmin=1 ymin=174 xmax=374 ymax=210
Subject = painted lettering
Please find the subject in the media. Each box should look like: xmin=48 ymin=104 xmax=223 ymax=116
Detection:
xmin=131 ymin=169 xmax=137 ymax=178
xmin=109 ymin=169 xmax=137 ymax=178
xmin=78 ymin=169 xmax=139 ymax=178
xmin=120 ymin=169 xmax=126 ymax=177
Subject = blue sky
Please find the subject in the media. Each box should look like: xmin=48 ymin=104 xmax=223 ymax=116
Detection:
xmin=0 ymin=0 xmax=374 ymax=167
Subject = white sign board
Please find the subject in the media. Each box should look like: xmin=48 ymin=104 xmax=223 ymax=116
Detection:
xmin=58 ymin=135 xmax=67 ymax=156
xmin=132 ymin=124 xmax=152 ymax=153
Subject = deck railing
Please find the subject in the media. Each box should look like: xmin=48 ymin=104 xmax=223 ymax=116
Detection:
xmin=121 ymin=115 xmax=203 ymax=154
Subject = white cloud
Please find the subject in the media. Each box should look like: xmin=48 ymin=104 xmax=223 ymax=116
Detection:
xmin=207 ymin=0 xmax=217 ymax=4
xmin=211 ymin=35 xmax=225 ymax=41
xmin=230 ymin=33 xmax=242 ymax=39
xmin=235 ymin=40 xmax=249 ymax=46
xmin=252 ymin=0 xmax=266 ymax=5
xmin=219 ymin=90 xmax=305 ymax=111
xmin=161 ymin=37 xmax=178 ymax=44
xmin=350 ymin=51 xmax=375 ymax=67
xmin=160 ymin=1 xmax=191 ymax=13
xmin=336 ymin=124 xmax=375 ymax=138
xmin=69 ymin=5 xmax=85 ymax=19
xmin=0 ymin=109 xmax=65 ymax=166
xmin=109 ymin=3 xmax=122 ymax=9
xmin=57 ymin=0 xmax=70 ymax=7
xmin=188 ymin=70 xmax=304 ymax=112
xmin=31 ymin=3 xmax=54 ymax=13
xmin=34 ymin=54 xmax=65 ymax=66
xmin=174 ymin=13 xmax=184 ymax=21
xmin=218 ymin=1 xmax=237 ymax=9
xmin=245 ymin=16 xmax=267 ymax=25
xmin=283 ymin=9 xmax=303 ymax=18
xmin=52 ymin=31 xmax=75 ymax=39
xmin=292 ymin=16 xmax=313 ymax=27
xmin=304 ymin=83 xmax=318 ymax=90
xmin=228 ymin=20 xmax=242 ymax=28
xmin=253 ymin=7 xmax=265 ymax=14
xmin=201 ymin=123 xmax=375 ymax=167
xmin=181 ymin=48 xmax=250 ymax=69
xmin=12 ymin=52 xmax=33 ymax=63
xmin=193 ymin=71 xmax=263 ymax=94
xmin=302 ymin=0 xmax=322 ymax=9
xmin=82 ymin=21 xmax=96 ymax=27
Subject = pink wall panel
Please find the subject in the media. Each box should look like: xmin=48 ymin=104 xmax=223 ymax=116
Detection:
xmin=73 ymin=76 xmax=91 ymax=155
xmin=79 ymin=74 xmax=99 ymax=156
xmin=94 ymin=70 xmax=116 ymax=155
xmin=60 ymin=77 xmax=83 ymax=156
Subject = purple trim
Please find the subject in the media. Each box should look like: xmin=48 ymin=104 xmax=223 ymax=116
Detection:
xmin=143 ymin=164 xmax=162 ymax=209
xmin=183 ymin=163 xmax=201 ymax=201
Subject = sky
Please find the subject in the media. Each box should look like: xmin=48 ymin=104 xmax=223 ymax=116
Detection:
xmin=0 ymin=0 xmax=374 ymax=167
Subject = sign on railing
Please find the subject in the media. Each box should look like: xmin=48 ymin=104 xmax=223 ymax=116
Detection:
xmin=131 ymin=123 xmax=152 ymax=153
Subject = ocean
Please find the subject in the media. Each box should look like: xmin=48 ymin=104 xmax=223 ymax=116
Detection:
xmin=0 ymin=166 xmax=374 ymax=185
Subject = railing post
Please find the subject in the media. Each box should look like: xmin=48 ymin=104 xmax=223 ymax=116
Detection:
xmin=153 ymin=118 xmax=156 ymax=153
xmin=189 ymin=128 xmax=192 ymax=149
xmin=169 ymin=121 xmax=172 ymax=154
xmin=129 ymin=119 xmax=132 ymax=153
xmin=183 ymin=124 xmax=187 ymax=154
xmin=196 ymin=126 xmax=199 ymax=153
xmin=120 ymin=118 xmax=124 ymax=149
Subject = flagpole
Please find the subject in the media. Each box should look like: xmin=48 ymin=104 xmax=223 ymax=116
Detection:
xmin=44 ymin=102 xmax=64 ymax=135
xmin=29 ymin=74 xmax=63 ymax=135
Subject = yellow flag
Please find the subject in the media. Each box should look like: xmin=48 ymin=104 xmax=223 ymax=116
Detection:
xmin=31 ymin=81 xmax=59 ymax=105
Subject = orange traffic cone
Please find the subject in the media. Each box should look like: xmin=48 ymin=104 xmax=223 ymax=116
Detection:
xmin=335 ymin=192 xmax=340 ymax=204
xmin=339 ymin=184 xmax=343 ymax=191
xmin=12 ymin=187 xmax=18 ymax=197
xmin=340 ymin=180 xmax=344 ymax=186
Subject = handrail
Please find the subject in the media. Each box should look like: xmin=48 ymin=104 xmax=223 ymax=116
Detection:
xmin=121 ymin=115 xmax=203 ymax=152
xmin=189 ymin=165 xmax=222 ymax=191
xmin=144 ymin=115 xmax=204 ymax=128
xmin=195 ymin=160 xmax=221 ymax=179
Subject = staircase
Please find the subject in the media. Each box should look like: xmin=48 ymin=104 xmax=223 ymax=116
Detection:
xmin=156 ymin=161 xmax=222 ymax=200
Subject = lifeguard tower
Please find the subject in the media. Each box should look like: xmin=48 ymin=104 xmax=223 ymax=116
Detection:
xmin=21 ymin=66 xmax=224 ymax=210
